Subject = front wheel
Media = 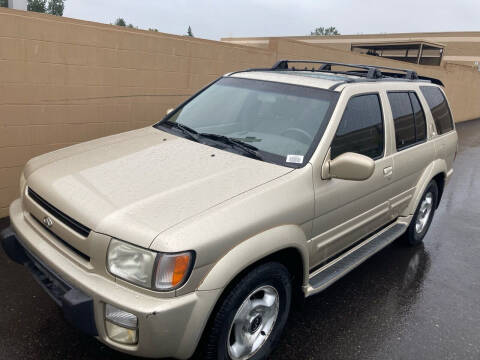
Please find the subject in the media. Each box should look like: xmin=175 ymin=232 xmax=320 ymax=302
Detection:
xmin=203 ymin=262 xmax=292 ymax=360
xmin=404 ymin=180 xmax=439 ymax=246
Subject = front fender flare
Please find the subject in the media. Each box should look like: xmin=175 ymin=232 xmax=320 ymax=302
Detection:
xmin=197 ymin=225 xmax=310 ymax=291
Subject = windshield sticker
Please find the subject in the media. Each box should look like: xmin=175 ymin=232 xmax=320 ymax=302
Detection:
xmin=286 ymin=155 xmax=304 ymax=164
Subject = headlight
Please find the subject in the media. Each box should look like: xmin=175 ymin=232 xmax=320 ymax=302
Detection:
xmin=107 ymin=239 xmax=194 ymax=291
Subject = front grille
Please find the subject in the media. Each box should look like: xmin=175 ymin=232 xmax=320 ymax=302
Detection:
xmin=27 ymin=188 xmax=91 ymax=238
xmin=31 ymin=215 xmax=90 ymax=262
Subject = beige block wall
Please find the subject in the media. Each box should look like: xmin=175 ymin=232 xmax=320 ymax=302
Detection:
xmin=0 ymin=8 xmax=274 ymax=217
xmin=1 ymin=9 xmax=479 ymax=218
xmin=271 ymin=38 xmax=480 ymax=123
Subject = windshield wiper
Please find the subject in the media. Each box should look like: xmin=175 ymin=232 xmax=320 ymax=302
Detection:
xmin=167 ymin=122 xmax=200 ymax=142
xmin=199 ymin=133 xmax=262 ymax=160
xmin=159 ymin=123 xmax=263 ymax=160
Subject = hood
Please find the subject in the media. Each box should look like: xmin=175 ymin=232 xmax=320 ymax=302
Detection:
xmin=25 ymin=127 xmax=292 ymax=248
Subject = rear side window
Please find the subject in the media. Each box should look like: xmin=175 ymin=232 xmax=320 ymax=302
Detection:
xmin=420 ymin=86 xmax=454 ymax=134
xmin=388 ymin=91 xmax=427 ymax=151
xmin=410 ymin=93 xmax=427 ymax=141
xmin=331 ymin=94 xmax=384 ymax=160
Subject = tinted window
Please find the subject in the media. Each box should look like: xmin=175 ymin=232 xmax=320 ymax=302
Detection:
xmin=331 ymin=94 xmax=384 ymax=159
xmin=420 ymin=86 xmax=454 ymax=134
xmin=388 ymin=92 xmax=416 ymax=150
xmin=160 ymin=77 xmax=339 ymax=166
xmin=409 ymin=92 xmax=427 ymax=142
xmin=388 ymin=91 xmax=427 ymax=151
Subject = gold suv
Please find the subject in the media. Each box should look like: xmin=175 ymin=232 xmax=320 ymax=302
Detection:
xmin=1 ymin=60 xmax=458 ymax=359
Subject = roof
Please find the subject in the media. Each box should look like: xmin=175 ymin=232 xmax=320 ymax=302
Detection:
xmin=351 ymin=40 xmax=445 ymax=50
xmin=230 ymin=71 xmax=354 ymax=90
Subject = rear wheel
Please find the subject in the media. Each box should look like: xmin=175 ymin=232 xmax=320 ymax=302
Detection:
xmin=203 ymin=262 xmax=291 ymax=360
xmin=404 ymin=180 xmax=438 ymax=246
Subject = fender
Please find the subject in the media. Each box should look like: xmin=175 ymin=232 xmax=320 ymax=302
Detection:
xmin=197 ymin=224 xmax=310 ymax=291
xmin=402 ymin=159 xmax=447 ymax=216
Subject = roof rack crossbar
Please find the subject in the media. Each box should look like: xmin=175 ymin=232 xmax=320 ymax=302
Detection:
xmin=226 ymin=60 xmax=444 ymax=87
xmin=272 ymin=59 xmax=423 ymax=81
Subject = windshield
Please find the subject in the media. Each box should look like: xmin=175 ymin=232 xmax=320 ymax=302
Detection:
xmin=156 ymin=77 xmax=339 ymax=167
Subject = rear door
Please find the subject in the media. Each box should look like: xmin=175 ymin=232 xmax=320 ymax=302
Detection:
xmin=386 ymin=90 xmax=435 ymax=218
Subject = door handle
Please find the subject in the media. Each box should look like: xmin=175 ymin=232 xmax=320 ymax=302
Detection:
xmin=383 ymin=166 xmax=393 ymax=177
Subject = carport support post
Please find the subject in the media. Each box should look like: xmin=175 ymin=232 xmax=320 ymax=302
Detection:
xmin=417 ymin=43 xmax=424 ymax=64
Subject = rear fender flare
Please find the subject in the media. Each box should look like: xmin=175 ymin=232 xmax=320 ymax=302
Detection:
xmin=403 ymin=159 xmax=447 ymax=216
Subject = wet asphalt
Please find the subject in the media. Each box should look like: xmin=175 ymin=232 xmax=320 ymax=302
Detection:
xmin=0 ymin=120 xmax=479 ymax=360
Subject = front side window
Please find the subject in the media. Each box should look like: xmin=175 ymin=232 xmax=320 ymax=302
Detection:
xmin=388 ymin=91 xmax=427 ymax=151
xmin=420 ymin=86 xmax=454 ymax=134
xmin=331 ymin=94 xmax=384 ymax=159
xmin=156 ymin=77 xmax=339 ymax=167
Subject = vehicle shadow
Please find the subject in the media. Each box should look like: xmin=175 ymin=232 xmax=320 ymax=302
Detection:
xmin=268 ymin=240 xmax=431 ymax=360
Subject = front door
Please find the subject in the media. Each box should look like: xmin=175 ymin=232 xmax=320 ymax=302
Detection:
xmin=310 ymin=92 xmax=394 ymax=267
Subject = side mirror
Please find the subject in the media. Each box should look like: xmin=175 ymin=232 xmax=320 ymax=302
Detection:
xmin=325 ymin=152 xmax=375 ymax=181
xmin=166 ymin=108 xmax=174 ymax=115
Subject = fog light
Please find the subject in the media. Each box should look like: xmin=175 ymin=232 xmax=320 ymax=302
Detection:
xmin=105 ymin=304 xmax=138 ymax=344
xmin=105 ymin=321 xmax=138 ymax=344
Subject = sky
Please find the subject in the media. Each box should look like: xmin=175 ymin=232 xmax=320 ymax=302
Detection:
xmin=63 ymin=0 xmax=479 ymax=40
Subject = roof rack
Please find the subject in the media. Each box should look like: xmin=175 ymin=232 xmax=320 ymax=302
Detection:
xmin=270 ymin=60 xmax=444 ymax=86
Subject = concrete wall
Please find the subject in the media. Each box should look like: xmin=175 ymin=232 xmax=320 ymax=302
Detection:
xmin=1 ymin=8 xmax=480 ymax=217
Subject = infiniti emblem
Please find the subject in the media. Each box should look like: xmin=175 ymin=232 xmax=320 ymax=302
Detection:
xmin=43 ymin=216 xmax=54 ymax=228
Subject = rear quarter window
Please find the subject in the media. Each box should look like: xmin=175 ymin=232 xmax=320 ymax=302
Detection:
xmin=420 ymin=86 xmax=454 ymax=134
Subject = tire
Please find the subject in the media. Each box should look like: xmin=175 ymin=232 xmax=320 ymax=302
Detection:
xmin=404 ymin=180 xmax=439 ymax=246
xmin=203 ymin=262 xmax=292 ymax=360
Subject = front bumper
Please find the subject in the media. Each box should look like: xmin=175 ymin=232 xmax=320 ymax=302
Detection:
xmin=2 ymin=199 xmax=221 ymax=359
xmin=1 ymin=226 xmax=98 ymax=336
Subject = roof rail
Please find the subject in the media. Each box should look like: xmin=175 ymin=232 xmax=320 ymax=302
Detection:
xmin=271 ymin=60 xmax=444 ymax=86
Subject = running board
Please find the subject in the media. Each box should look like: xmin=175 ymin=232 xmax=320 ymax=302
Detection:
xmin=306 ymin=223 xmax=407 ymax=297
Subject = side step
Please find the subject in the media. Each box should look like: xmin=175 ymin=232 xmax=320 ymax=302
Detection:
xmin=306 ymin=223 xmax=407 ymax=297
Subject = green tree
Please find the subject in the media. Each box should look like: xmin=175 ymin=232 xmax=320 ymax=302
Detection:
xmin=113 ymin=18 xmax=137 ymax=28
xmin=114 ymin=18 xmax=126 ymax=26
xmin=187 ymin=25 xmax=194 ymax=37
xmin=27 ymin=0 xmax=47 ymax=13
xmin=148 ymin=28 xmax=159 ymax=32
xmin=310 ymin=26 xmax=340 ymax=36
xmin=47 ymin=0 xmax=65 ymax=16
xmin=0 ymin=0 xmax=8 ymax=8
